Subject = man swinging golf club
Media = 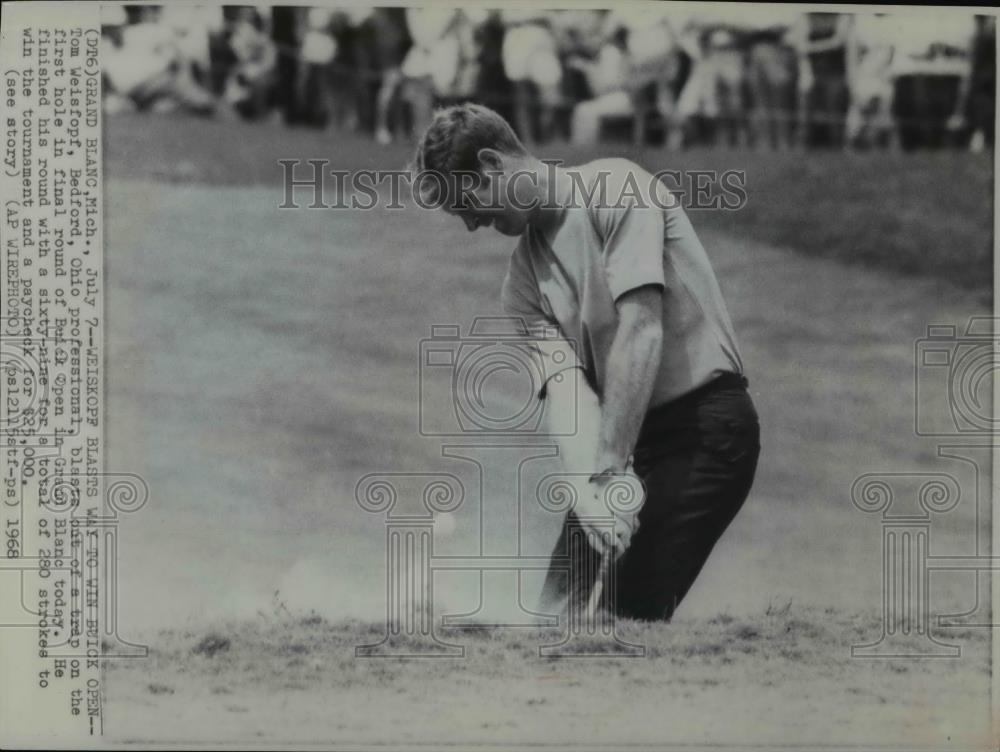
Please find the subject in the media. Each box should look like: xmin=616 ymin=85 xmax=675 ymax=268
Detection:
xmin=413 ymin=103 xmax=760 ymax=621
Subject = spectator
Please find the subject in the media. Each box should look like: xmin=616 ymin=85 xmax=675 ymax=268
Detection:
xmin=100 ymin=5 xmax=991 ymax=155
xmin=891 ymin=13 xmax=976 ymax=150
xmin=742 ymin=7 xmax=800 ymax=150
xmin=471 ymin=11 xmax=514 ymax=124
xmin=350 ymin=8 xmax=409 ymax=136
xmin=675 ymin=8 xmax=750 ymax=147
xmin=450 ymin=9 xmax=489 ymax=101
xmin=968 ymin=15 xmax=995 ymax=152
xmin=102 ymin=5 xmax=216 ymax=116
xmin=270 ymin=6 xmax=309 ymax=124
xmin=845 ymin=13 xmax=897 ymax=149
xmin=222 ymin=6 xmax=278 ymax=120
xmin=568 ymin=23 xmax=632 ymax=146
xmin=161 ymin=5 xmax=220 ymax=90
xmin=605 ymin=7 xmax=687 ymax=148
xmin=796 ymin=12 xmax=851 ymax=148
xmin=549 ymin=10 xmax=605 ymax=139
xmin=501 ymin=10 xmax=563 ymax=144
xmin=322 ymin=9 xmax=362 ymax=132
xmin=389 ymin=8 xmax=461 ymax=144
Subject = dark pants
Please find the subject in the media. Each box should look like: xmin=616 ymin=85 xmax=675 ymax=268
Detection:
xmin=894 ymin=74 xmax=962 ymax=151
xmin=540 ymin=373 xmax=761 ymax=621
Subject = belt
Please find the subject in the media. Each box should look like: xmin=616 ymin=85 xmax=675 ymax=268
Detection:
xmin=661 ymin=371 xmax=747 ymax=408
xmin=639 ymin=372 xmax=749 ymax=438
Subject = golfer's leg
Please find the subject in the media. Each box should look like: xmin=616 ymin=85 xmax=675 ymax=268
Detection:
xmin=615 ymin=391 xmax=760 ymax=621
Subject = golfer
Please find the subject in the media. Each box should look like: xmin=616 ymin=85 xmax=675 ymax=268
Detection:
xmin=413 ymin=103 xmax=760 ymax=622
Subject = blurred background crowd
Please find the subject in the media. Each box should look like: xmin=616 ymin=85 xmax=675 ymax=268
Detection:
xmin=101 ymin=5 xmax=995 ymax=152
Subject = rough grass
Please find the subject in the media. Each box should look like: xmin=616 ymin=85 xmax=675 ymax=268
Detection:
xmin=103 ymin=606 xmax=991 ymax=745
xmin=106 ymin=112 xmax=993 ymax=292
xmin=110 ymin=606 xmax=987 ymax=687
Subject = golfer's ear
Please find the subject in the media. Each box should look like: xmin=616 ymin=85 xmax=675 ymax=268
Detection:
xmin=477 ymin=148 xmax=504 ymax=175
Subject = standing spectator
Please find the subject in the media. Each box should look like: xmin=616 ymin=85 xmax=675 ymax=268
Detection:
xmin=891 ymin=13 xmax=976 ymax=150
xmin=968 ymin=15 xmax=995 ymax=153
xmin=550 ymin=10 xmax=606 ymax=140
xmin=450 ymin=9 xmax=489 ymax=102
xmin=102 ymin=5 xmax=216 ymax=115
xmin=353 ymin=8 xmax=410 ymax=136
xmin=796 ymin=12 xmax=851 ymax=148
xmin=501 ymin=10 xmax=563 ymax=144
xmin=160 ymin=5 xmax=220 ymax=92
xmin=390 ymin=7 xmax=462 ymax=144
xmin=605 ymin=6 xmax=687 ymax=148
xmin=471 ymin=11 xmax=514 ymax=124
xmin=567 ymin=23 xmax=632 ymax=146
xmin=223 ymin=6 xmax=278 ymax=120
xmin=324 ymin=9 xmax=364 ymax=133
xmin=743 ymin=7 xmax=800 ymax=150
xmin=845 ymin=13 xmax=897 ymax=149
xmin=675 ymin=8 xmax=750 ymax=147
xmin=270 ymin=6 xmax=309 ymax=125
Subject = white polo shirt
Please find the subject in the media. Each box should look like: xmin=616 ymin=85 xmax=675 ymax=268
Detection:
xmin=501 ymin=158 xmax=743 ymax=408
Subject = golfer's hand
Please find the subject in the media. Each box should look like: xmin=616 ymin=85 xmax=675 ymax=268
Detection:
xmin=577 ymin=471 xmax=645 ymax=559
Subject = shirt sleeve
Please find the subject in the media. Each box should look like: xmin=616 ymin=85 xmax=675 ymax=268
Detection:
xmin=593 ymin=173 xmax=667 ymax=302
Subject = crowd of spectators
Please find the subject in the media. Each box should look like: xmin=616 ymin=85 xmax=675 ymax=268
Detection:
xmin=101 ymin=5 xmax=995 ymax=152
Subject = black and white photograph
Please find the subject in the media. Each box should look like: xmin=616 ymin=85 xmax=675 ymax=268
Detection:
xmin=0 ymin=1 xmax=996 ymax=748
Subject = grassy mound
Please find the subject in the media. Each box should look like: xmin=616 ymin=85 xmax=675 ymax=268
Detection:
xmin=106 ymin=112 xmax=993 ymax=292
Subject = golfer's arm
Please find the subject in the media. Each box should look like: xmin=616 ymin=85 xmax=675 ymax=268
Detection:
xmin=594 ymin=286 xmax=663 ymax=472
xmin=543 ymin=365 xmax=602 ymax=476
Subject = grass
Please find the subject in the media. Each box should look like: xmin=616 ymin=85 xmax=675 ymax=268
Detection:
xmin=108 ymin=605 xmax=988 ymax=698
xmin=103 ymin=606 xmax=991 ymax=745
xmin=106 ymin=111 xmax=993 ymax=292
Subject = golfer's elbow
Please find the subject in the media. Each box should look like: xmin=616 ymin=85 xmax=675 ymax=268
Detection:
xmin=636 ymin=316 xmax=663 ymax=356
xmin=621 ymin=308 xmax=663 ymax=368
xmin=614 ymin=285 xmax=663 ymax=358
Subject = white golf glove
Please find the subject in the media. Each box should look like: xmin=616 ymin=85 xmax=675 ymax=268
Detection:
xmin=576 ymin=467 xmax=646 ymax=560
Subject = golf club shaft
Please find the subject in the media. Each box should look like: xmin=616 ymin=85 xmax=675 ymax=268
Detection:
xmin=586 ymin=554 xmax=610 ymax=620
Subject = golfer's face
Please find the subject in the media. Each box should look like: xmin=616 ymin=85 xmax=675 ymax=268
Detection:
xmin=449 ymin=179 xmax=527 ymax=237
xmin=453 ymin=206 xmax=523 ymax=237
